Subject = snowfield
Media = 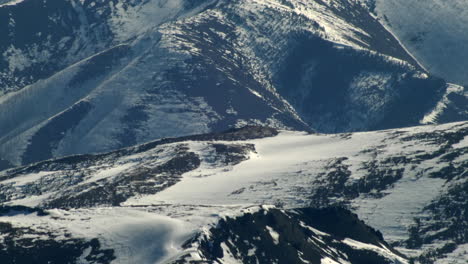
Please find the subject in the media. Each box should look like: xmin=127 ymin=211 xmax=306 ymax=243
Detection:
xmin=0 ymin=122 xmax=466 ymax=262
xmin=0 ymin=207 xmax=194 ymax=264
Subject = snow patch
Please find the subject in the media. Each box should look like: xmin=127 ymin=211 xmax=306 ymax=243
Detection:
xmin=2 ymin=171 xmax=55 ymax=187
xmin=266 ymin=225 xmax=280 ymax=245
xmin=342 ymin=238 xmax=408 ymax=263
xmin=0 ymin=0 xmax=25 ymax=7
xmin=321 ymin=257 xmax=341 ymax=264
xmin=0 ymin=207 xmax=195 ymax=264
xmin=421 ymin=83 xmax=465 ymax=124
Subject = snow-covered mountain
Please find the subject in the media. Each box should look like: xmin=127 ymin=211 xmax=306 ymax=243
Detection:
xmin=177 ymin=207 xmax=409 ymax=263
xmin=0 ymin=123 xmax=466 ymax=263
xmin=0 ymin=0 xmax=209 ymax=96
xmin=1 ymin=1 xmax=468 ymax=263
xmin=1 ymin=0 xmax=464 ymax=167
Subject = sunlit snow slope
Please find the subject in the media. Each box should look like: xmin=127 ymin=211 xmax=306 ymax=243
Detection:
xmin=0 ymin=122 xmax=466 ymax=263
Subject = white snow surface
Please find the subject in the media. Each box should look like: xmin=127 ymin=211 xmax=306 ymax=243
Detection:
xmin=266 ymin=226 xmax=280 ymax=245
xmin=0 ymin=207 xmax=194 ymax=264
xmin=321 ymin=257 xmax=342 ymax=264
xmin=1 ymin=121 xmax=466 ymax=263
xmin=342 ymin=238 xmax=408 ymax=263
xmin=125 ymin=131 xmax=348 ymax=206
xmin=120 ymin=121 xmax=467 ymax=248
xmin=1 ymin=171 xmax=55 ymax=186
xmin=0 ymin=0 xmax=24 ymax=7
xmin=127 ymin=126 xmax=444 ymax=207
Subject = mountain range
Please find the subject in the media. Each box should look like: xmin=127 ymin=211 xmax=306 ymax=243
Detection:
xmin=0 ymin=123 xmax=467 ymax=263
xmin=1 ymin=0 xmax=466 ymax=167
xmin=0 ymin=0 xmax=467 ymax=263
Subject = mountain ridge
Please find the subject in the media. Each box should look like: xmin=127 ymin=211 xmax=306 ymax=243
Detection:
xmin=1 ymin=1 xmax=468 ymax=263
xmin=0 ymin=0 xmax=463 ymax=167
xmin=0 ymin=122 xmax=466 ymax=263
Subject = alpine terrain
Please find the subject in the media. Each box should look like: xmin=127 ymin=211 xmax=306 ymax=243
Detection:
xmin=0 ymin=0 xmax=467 ymax=264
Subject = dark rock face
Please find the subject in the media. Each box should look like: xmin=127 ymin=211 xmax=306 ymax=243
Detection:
xmin=175 ymin=207 xmax=407 ymax=264
xmin=0 ymin=205 xmax=48 ymax=216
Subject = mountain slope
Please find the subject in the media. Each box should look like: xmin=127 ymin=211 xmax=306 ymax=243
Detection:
xmin=421 ymin=84 xmax=468 ymax=125
xmin=0 ymin=0 xmax=208 ymax=96
xmin=1 ymin=1 xmax=467 ymax=263
xmin=0 ymin=205 xmax=409 ymax=264
xmin=359 ymin=0 xmax=468 ymax=127
xmin=175 ymin=207 xmax=408 ymax=264
xmin=365 ymin=0 xmax=468 ymax=85
xmin=0 ymin=0 xmax=459 ymax=167
xmin=0 ymin=122 xmax=466 ymax=263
